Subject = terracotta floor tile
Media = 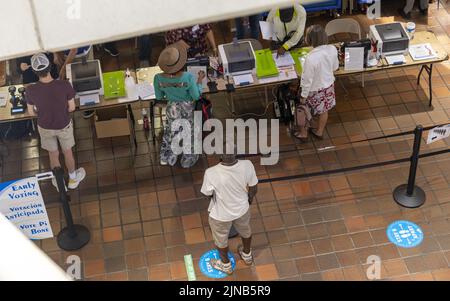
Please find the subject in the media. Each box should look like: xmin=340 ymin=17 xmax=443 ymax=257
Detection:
xmin=181 ymin=213 xmax=202 ymax=230
xmin=124 ymin=238 xmax=145 ymax=255
xmin=105 ymin=256 xmax=126 ymax=273
xmin=125 ymin=253 xmax=146 ymax=270
xmin=84 ymin=259 xmax=105 ymax=278
xmin=128 ymin=268 xmax=149 ymax=281
xmin=336 ymin=250 xmax=361 ymax=267
xmin=287 ymin=226 xmax=309 ymax=243
xmin=331 ymin=235 xmax=354 ymax=252
xmin=275 ymin=260 xmax=298 ymax=278
xmin=296 ymin=257 xmax=319 ymax=274
xmin=157 ymin=189 xmax=177 ymax=204
xmin=234 ymin=267 xmax=259 ymax=281
xmin=253 ymin=247 xmax=275 ymax=265
xmin=326 ymin=220 xmax=348 ymax=236
xmin=351 ymin=232 xmax=374 ymax=248
xmin=317 ymin=254 xmax=340 ymax=271
xmin=311 ymin=238 xmax=334 ymax=255
xmin=377 ymin=244 xmax=400 ymax=260
xmin=262 ymin=215 xmax=285 ymax=231
xmin=383 ymin=259 xmax=409 ymax=278
xmin=267 ymin=230 xmax=289 ymax=246
xmin=170 ymin=261 xmax=187 ymax=280
xmin=432 ymin=269 xmax=450 ymax=280
xmin=301 ymin=208 xmax=323 ymax=225
xmin=122 ymin=223 xmax=144 ymax=240
xmin=102 ymin=226 xmax=123 ymax=242
xmin=422 ymin=252 xmax=448 ymax=270
xmin=184 ymin=228 xmax=206 ymax=245
xmin=106 ymin=271 xmax=128 ymax=281
xmin=321 ymin=268 xmax=345 ymax=280
xmin=146 ymin=249 xmax=168 ymax=266
xmin=342 ymin=265 xmax=366 ymax=280
xmin=142 ymin=220 xmax=163 ymax=236
xmin=305 ymin=223 xmax=329 ymax=239
xmin=291 ymin=241 xmax=314 ymax=258
xmin=148 ymin=264 xmax=171 ymax=281
xmin=345 ymin=216 xmax=368 ymax=233
xmin=255 ymin=264 xmax=279 ymax=281
xmin=271 ymin=245 xmax=294 ymax=261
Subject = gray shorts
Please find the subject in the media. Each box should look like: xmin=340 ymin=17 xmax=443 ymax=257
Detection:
xmin=208 ymin=210 xmax=252 ymax=249
xmin=38 ymin=120 xmax=75 ymax=152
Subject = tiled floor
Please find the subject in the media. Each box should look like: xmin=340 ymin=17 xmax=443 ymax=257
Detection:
xmin=1 ymin=1 xmax=450 ymax=281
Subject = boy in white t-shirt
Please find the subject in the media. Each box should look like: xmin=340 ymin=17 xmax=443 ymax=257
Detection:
xmin=201 ymin=148 xmax=258 ymax=275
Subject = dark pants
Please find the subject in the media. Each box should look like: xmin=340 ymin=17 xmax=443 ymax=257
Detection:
xmin=235 ymin=14 xmax=262 ymax=40
xmin=138 ymin=35 xmax=152 ymax=61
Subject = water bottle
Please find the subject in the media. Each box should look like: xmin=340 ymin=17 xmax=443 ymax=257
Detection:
xmin=142 ymin=108 xmax=149 ymax=131
xmin=125 ymin=69 xmax=137 ymax=100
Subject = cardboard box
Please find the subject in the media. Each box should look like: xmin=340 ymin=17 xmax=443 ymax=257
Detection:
xmin=94 ymin=106 xmax=130 ymax=139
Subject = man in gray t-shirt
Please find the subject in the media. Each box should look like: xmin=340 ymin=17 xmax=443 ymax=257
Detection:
xmin=26 ymin=53 xmax=85 ymax=190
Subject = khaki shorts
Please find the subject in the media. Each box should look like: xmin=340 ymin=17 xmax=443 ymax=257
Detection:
xmin=38 ymin=121 xmax=75 ymax=152
xmin=209 ymin=210 xmax=252 ymax=249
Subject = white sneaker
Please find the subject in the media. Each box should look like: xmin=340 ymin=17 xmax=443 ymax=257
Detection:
xmin=160 ymin=159 xmax=168 ymax=166
xmin=51 ymin=177 xmax=67 ymax=192
xmin=68 ymin=168 xmax=86 ymax=189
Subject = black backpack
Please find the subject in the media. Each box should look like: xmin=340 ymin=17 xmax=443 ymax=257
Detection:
xmin=275 ymin=82 xmax=300 ymax=125
xmin=0 ymin=120 xmax=33 ymax=140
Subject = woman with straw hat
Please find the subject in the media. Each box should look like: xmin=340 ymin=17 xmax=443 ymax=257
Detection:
xmin=154 ymin=42 xmax=205 ymax=168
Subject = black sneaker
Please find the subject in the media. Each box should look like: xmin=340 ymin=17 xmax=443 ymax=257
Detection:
xmin=83 ymin=110 xmax=95 ymax=119
xmin=398 ymin=8 xmax=411 ymax=20
xmin=104 ymin=44 xmax=120 ymax=57
xmin=420 ymin=8 xmax=428 ymax=16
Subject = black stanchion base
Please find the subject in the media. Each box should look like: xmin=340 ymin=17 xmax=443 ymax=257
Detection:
xmin=57 ymin=225 xmax=91 ymax=251
xmin=393 ymin=184 xmax=426 ymax=208
xmin=228 ymin=226 xmax=239 ymax=238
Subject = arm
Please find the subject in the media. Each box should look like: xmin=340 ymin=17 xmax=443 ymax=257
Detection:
xmin=153 ymin=74 xmax=165 ymax=101
xmin=206 ymin=29 xmax=217 ymax=56
xmin=68 ymin=99 xmax=76 ymax=112
xmin=300 ymin=56 xmax=314 ymax=98
xmin=59 ymin=48 xmax=77 ymax=80
xmin=282 ymin=4 xmax=307 ymax=50
xmin=248 ymin=185 xmax=258 ymax=205
xmin=200 ymin=170 xmax=214 ymax=198
xmin=188 ymin=73 xmax=203 ymax=100
xmin=27 ymin=105 xmax=36 ymax=116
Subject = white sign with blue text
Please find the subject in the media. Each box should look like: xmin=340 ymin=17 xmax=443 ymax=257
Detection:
xmin=0 ymin=177 xmax=53 ymax=239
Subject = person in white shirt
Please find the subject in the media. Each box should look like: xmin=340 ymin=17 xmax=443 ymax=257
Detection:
xmin=267 ymin=3 xmax=307 ymax=57
xmin=200 ymin=148 xmax=258 ymax=275
xmin=295 ymin=25 xmax=339 ymax=141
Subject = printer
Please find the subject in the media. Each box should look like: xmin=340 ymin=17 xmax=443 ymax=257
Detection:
xmin=218 ymin=40 xmax=256 ymax=76
xmin=369 ymin=22 xmax=410 ymax=57
xmin=67 ymin=60 xmax=104 ymax=105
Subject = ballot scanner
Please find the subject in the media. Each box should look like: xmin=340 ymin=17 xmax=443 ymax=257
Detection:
xmin=66 ymin=59 xmax=104 ymax=106
xmin=218 ymin=40 xmax=256 ymax=76
xmin=369 ymin=22 xmax=410 ymax=57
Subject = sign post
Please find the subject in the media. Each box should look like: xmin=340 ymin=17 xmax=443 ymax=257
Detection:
xmin=53 ymin=167 xmax=90 ymax=251
xmin=393 ymin=125 xmax=426 ymax=208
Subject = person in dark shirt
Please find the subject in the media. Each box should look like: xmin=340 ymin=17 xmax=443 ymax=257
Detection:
xmin=25 ymin=53 xmax=86 ymax=190
xmin=18 ymin=53 xmax=59 ymax=84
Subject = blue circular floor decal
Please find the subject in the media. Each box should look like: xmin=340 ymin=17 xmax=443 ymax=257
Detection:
xmin=199 ymin=249 xmax=236 ymax=278
xmin=387 ymin=220 xmax=423 ymax=248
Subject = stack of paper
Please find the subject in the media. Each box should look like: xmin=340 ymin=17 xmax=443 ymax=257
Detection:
xmin=136 ymin=83 xmax=155 ymax=100
xmin=409 ymin=43 xmax=437 ymax=61
xmin=344 ymin=47 xmax=364 ymax=71
xmin=0 ymin=92 xmax=7 ymax=107
xmin=233 ymin=73 xmax=254 ymax=86
xmin=272 ymin=52 xmax=295 ymax=68
xmin=385 ymin=55 xmax=406 ymax=65
xmin=259 ymin=21 xmax=275 ymax=41
xmin=187 ymin=66 xmax=207 ymax=89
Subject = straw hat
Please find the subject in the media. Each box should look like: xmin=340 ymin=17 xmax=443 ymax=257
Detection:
xmin=157 ymin=41 xmax=188 ymax=74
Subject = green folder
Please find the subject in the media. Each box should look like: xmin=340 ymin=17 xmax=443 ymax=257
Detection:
xmin=255 ymin=49 xmax=279 ymax=78
xmin=103 ymin=71 xmax=126 ymax=99
xmin=290 ymin=47 xmax=311 ymax=74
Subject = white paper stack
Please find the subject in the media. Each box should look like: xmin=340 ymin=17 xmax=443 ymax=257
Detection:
xmin=344 ymin=47 xmax=364 ymax=71
xmin=187 ymin=66 xmax=207 ymax=89
xmin=233 ymin=73 xmax=254 ymax=86
xmin=272 ymin=52 xmax=295 ymax=68
xmin=409 ymin=43 xmax=437 ymax=61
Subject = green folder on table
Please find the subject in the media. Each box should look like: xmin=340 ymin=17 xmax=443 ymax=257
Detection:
xmin=103 ymin=71 xmax=126 ymax=99
xmin=255 ymin=49 xmax=279 ymax=78
xmin=290 ymin=47 xmax=312 ymax=74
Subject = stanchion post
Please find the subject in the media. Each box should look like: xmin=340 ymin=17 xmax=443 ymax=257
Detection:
xmin=393 ymin=125 xmax=426 ymax=208
xmin=53 ymin=167 xmax=90 ymax=251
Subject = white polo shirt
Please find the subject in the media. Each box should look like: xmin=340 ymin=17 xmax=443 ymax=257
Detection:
xmin=201 ymin=160 xmax=258 ymax=222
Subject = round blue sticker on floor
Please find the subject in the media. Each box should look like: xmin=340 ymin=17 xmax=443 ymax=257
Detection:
xmin=199 ymin=249 xmax=236 ymax=278
xmin=387 ymin=220 xmax=423 ymax=248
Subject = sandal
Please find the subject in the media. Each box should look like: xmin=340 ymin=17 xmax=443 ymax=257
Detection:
xmin=210 ymin=258 xmax=233 ymax=275
xmin=293 ymin=132 xmax=308 ymax=143
xmin=237 ymin=245 xmax=254 ymax=266
xmin=309 ymin=129 xmax=323 ymax=140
